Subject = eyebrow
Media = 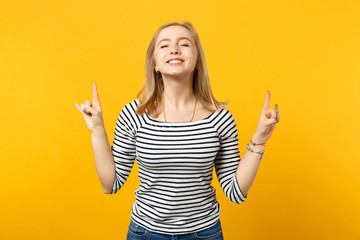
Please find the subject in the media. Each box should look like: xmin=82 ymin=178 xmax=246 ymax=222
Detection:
xmin=157 ymin=37 xmax=192 ymax=46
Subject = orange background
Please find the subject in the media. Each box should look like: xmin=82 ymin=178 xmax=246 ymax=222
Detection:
xmin=1 ymin=0 xmax=359 ymax=239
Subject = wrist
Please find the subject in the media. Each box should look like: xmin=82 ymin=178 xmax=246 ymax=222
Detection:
xmin=248 ymin=143 xmax=265 ymax=151
xmin=247 ymin=134 xmax=267 ymax=161
xmin=91 ymin=126 xmax=106 ymax=137
xmin=251 ymin=134 xmax=267 ymax=145
xmin=246 ymin=142 xmax=265 ymax=160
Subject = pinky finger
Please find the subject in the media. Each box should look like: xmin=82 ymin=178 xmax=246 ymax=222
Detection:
xmin=74 ymin=102 xmax=90 ymax=117
xmin=74 ymin=102 xmax=82 ymax=112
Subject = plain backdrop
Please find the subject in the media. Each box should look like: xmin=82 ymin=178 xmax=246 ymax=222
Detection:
xmin=0 ymin=0 xmax=359 ymax=239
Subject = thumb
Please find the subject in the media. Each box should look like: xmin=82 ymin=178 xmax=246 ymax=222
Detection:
xmin=264 ymin=117 xmax=277 ymax=125
xmin=84 ymin=107 xmax=98 ymax=116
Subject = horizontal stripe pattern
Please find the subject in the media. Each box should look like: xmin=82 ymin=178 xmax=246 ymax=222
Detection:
xmin=110 ymin=99 xmax=246 ymax=235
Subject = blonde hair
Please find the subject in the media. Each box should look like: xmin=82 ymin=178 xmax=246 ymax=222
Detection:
xmin=135 ymin=21 xmax=229 ymax=117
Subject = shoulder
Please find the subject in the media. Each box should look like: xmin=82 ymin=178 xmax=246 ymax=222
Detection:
xmin=120 ymin=99 xmax=141 ymax=114
xmin=117 ymin=99 xmax=142 ymax=124
xmin=125 ymin=99 xmax=141 ymax=108
xmin=213 ymin=107 xmax=234 ymax=120
xmin=211 ymin=108 xmax=238 ymax=137
xmin=116 ymin=99 xmax=143 ymax=132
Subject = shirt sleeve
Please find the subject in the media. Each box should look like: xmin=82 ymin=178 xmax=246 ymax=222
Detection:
xmin=214 ymin=109 xmax=247 ymax=203
xmin=109 ymin=103 xmax=137 ymax=194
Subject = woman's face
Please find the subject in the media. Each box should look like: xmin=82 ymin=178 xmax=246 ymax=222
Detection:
xmin=153 ymin=26 xmax=198 ymax=78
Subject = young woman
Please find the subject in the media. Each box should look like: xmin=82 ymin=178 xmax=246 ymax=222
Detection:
xmin=75 ymin=21 xmax=279 ymax=240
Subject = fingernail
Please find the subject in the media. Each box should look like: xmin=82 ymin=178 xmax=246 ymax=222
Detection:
xmin=83 ymin=108 xmax=86 ymax=112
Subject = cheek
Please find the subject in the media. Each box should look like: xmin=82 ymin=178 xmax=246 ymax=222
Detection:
xmin=154 ymin=52 xmax=166 ymax=63
xmin=190 ymin=52 xmax=198 ymax=65
xmin=153 ymin=54 xmax=160 ymax=66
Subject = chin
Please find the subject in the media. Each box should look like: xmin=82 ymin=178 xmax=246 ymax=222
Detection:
xmin=162 ymin=70 xmax=194 ymax=78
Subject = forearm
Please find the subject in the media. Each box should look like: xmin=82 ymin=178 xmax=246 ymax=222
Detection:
xmin=236 ymin=135 xmax=265 ymax=197
xmin=91 ymin=127 xmax=116 ymax=194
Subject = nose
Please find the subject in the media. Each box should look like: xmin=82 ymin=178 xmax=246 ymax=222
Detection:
xmin=171 ymin=49 xmax=180 ymax=54
xmin=170 ymin=45 xmax=181 ymax=55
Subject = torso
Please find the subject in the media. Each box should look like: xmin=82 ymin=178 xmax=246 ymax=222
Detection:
xmin=150 ymin=101 xmax=216 ymax=123
xmin=111 ymin=99 xmax=245 ymax=234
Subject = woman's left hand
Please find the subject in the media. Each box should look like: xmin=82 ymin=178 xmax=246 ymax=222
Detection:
xmin=252 ymin=90 xmax=280 ymax=143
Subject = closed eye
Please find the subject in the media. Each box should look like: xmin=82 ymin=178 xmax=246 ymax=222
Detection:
xmin=160 ymin=44 xmax=189 ymax=48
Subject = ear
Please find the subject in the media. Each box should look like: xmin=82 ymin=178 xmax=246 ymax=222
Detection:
xmin=155 ymin=66 xmax=159 ymax=72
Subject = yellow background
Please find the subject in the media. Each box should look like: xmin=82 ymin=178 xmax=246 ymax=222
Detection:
xmin=1 ymin=0 xmax=359 ymax=239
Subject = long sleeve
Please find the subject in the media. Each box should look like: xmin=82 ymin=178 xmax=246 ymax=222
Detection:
xmin=214 ymin=110 xmax=247 ymax=204
xmin=110 ymin=104 xmax=137 ymax=194
xmin=107 ymin=100 xmax=246 ymax=234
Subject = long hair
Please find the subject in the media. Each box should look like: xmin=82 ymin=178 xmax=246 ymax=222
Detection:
xmin=135 ymin=21 xmax=229 ymax=117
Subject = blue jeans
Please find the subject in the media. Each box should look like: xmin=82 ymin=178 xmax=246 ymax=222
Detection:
xmin=126 ymin=219 xmax=224 ymax=240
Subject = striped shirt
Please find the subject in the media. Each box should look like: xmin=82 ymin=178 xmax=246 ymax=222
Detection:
xmin=110 ymin=99 xmax=247 ymax=235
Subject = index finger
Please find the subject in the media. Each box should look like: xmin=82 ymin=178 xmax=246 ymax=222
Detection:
xmin=263 ymin=90 xmax=271 ymax=112
xmin=93 ymin=82 xmax=101 ymax=107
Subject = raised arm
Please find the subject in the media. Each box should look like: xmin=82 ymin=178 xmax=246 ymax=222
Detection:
xmin=214 ymin=110 xmax=247 ymax=204
xmin=74 ymin=83 xmax=115 ymax=193
xmin=236 ymin=90 xmax=280 ymax=197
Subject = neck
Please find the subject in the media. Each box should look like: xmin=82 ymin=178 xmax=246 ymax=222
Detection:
xmin=161 ymin=73 xmax=196 ymax=110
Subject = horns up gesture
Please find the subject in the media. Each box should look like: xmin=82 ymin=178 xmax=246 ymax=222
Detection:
xmin=252 ymin=91 xmax=280 ymax=143
xmin=74 ymin=83 xmax=104 ymax=133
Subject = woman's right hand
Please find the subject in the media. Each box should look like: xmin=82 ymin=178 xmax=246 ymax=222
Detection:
xmin=74 ymin=82 xmax=104 ymax=133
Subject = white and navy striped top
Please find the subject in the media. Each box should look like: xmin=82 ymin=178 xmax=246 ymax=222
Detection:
xmin=110 ymin=99 xmax=247 ymax=235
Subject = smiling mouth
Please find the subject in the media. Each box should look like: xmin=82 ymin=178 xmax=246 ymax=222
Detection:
xmin=167 ymin=60 xmax=183 ymax=65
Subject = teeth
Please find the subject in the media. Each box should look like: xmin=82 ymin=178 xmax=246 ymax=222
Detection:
xmin=169 ymin=60 xmax=182 ymax=64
